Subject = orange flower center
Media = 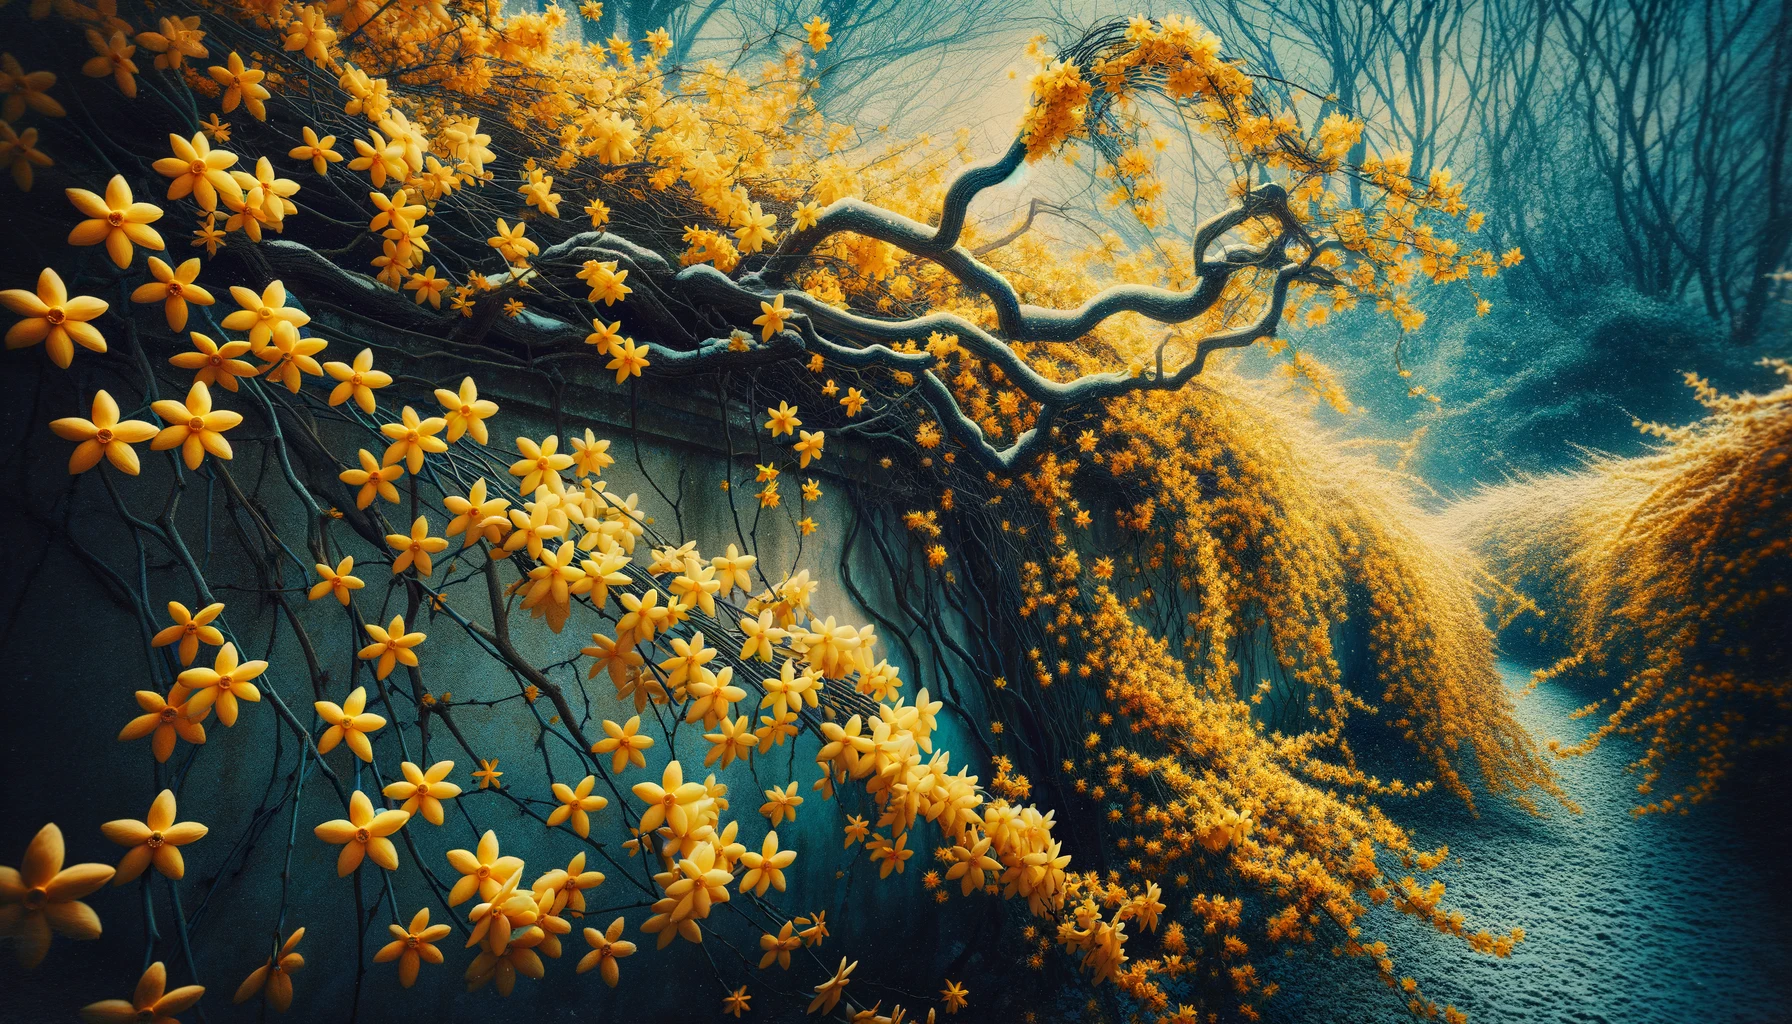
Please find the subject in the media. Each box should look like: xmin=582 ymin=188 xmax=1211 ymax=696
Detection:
xmin=188 ymin=160 xmax=206 ymax=176
xmin=95 ymin=427 xmax=114 ymax=443
xmin=137 ymin=1009 xmax=156 ymax=1023
xmin=661 ymin=793 xmax=677 ymax=811
xmin=45 ymin=307 xmax=65 ymax=325
xmin=257 ymin=307 xmax=273 ymax=320
xmin=536 ymin=458 xmax=550 ymax=471
xmin=159 ymin=706 xmax=179 ymax=722
xmin=182 ymin=622 xmax=198 ymax=635
xmin=350 ymin=372 xmax=364 ymax=385
xmin=146 ymin=831 xmax=165 ymax=849
xmin=166 ymin=281 xmax=184 ymax=296
xmin=107 ymin=211 xmax=124 ymax=226
xmin=187 ymin=416 xmax=206 ymax=431
xmin=208 ymin=354 xmax=223 ymax=367
xmin=355 ymin=827 xmax=371 ymax=843
xmin=22 ymin=887 xmax=46 ymax=909
xmin=458 ymin=405 xmax=473 ymax=417
xmin=404 ymin=429 xmax=419 ymax=442
xmin=475 ymin=865 xmax=491 ymax=879
xmin=405 ymin=934 xmax=421 ymax=948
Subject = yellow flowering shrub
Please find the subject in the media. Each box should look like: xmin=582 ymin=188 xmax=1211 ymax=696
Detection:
xmin=1449 ymin=362 xmax=1792 ymax=814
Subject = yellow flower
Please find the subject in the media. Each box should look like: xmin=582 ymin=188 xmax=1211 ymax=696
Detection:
xmin=548 ymin=775 xmax=609 ymax=838
xmin=382 ymin=760 xmax=460 ymax=826
xmin=592 ymin=715 xmax=654 ymax=772
xmin=172 ymin=641 xmax=265 ymax=727
xmin=232 ymin=927 xmax=303 ymax=1012
xmin=607 ymin=336 xmax=650 ymax=383
xmin=471 ymin=758 xmax=503 ymax=790
xmin=575 ymin=917 xmax=636 ymax=987
xmin=804 ymin=16 xmax=832 ymax=51
xmin=797 ymin=516 xmax=817 ymax=536
xmin=487 ymin=217 xmax=537 ymax=264
xmin=0 ymin=55 xmax=65 ymax=120
xmin=170 ymin=331 xmax=256 ymax=392
xmin=288 ymin=127 xmax=341 ymax=176
xmin=511 ymin=435 xmax=574 ymax=494
xmin=764 ymin=400 xmax=801 ymax=437
xmin=405 ymin=266 xmax=449 ymax=308
xmin=793 ymin=200 xmax=822 ymax=231
xmin=150 ymin=600 xmax=225 ymax=666
xmin=315 ymin=686 xmax=387 ymax=762
xmin=585 ymin=196 xmax=610 ymax=227
xmin=793 ymin=429 xmax=826 ymax=467
xmin=339 ymin=448 xmax=404 ymax=509
xmin=759 ymin=780 xmax=803 ymax=826
xmin=445 ymin=830 xmax=521 ymax=906
xmin=380 ymin=405 xmax=448 ymax=473
xmin=50 ymin=389 xmax=157 ymax=476
xmin=738 ymin=831 xmax=796 ymax=897
xmin=0 ymin=121 xmax=54 ymax=190
xmin=81 ymin=961 xmax=205 ymax=1024
xmin=82 ymin=29 xmax=138 ymax=98
xmin=136 ymin=15 xmax=209 ymax=72
xmin=207 ymin=51 xmax=269 ymax=119
xmin=191 ymin=213 xmax=225 ymax=255
xmin=443 ymin=478 xmax=510 ymax=547
xmin=223 ymin=280 xmax=309 ymax=350
xmin=940 ymin=978 xmax=969 ymax=1014
xmin=150 ymin=381 xmax=241 ymax=470
xmin=0 ymin=823 xmax=114 ymax=969
xmin=723 ymin=986 xmax=751 ymax=1017
xmin=631 ymin=759 xmax=708 ymax=835
xmin=840 ymin=387 xmax=866 ymax=416
xmin=585 ymin=317 xmax=623 ymax=354
xmin=152 ymin=132 xmax=241 ymax=212
xmin=754 ymin=293 xmax=791 ymax=340
xmin=358 ymin=614 xmax=424 ymax=680
xmin=2 ymin=267 xmax=108 ymax=368
xmin=570 ymin=428 xmax=614 ymax=476
xmin=101 ymin=789 xmax=206 ymax=885
xmin=802 ymin=478 xmax=822 ymax=501
xmin=313 ymin=790 xmax=409 ymax=875
xmin=308 ymin=556 xmax=364 ymax=605
xmin=866 ymin=831 xmax=912 ymax=877
xmin=759 ymin=921 xmax=800 ymax=970
xmin=323 ymin=347 xmax=392 ymax=414
xmin=66 ymin=175 xmax=163 ymax=268
xmin=117 ymin=690 xmax=206 ymax=763
xmin=808 ymin=957 xmax=856 ymax=1015
xmin=435 ymin=376 xmax=499 ymax=445
xmin=131 ymin=257 xmax=214 ymax=331
xmin=373 ymin=908 xmax=450 ymax=988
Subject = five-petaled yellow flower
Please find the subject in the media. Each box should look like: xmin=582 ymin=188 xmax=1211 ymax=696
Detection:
xmin=131 ymin=256 xmax=215 ymax=331
xmin=607 ymin=336 xmax=650 ymax=383
xmin=172 ymin=641 xmax=265 ymax=727
xmin=373 ymin=908 xmax=451 ymax=988
xmin=765 ymin=400 xmax=801 ymax=437
xmin=315 ymin=686 xmax=387 ymax=762
xmin=309 ymin=556 xmax=365 ymax=605
xmin=382 ymin=760 xmax=460 ymax=826
xmin=170 ymin=331 xmax=257 ymax=391
xmin=323 ymin=347 xmax=392 ymax=414
xmin=359 ymin=614 xmax=424 ymax=680
xmin=150 ymin=381 xmax=241 ymax=470
xmin=66 ymin=175 xmax=163 ymax=268
xmin=102 ymin=789 xmax=207 ymax=885
xmin=313 ymin=790 xmax=409 ymax=875
xmin=151 ymin=600 xmax=225 ymax=666
xmin=445 ymin=830 xmax=520 ymax=905
xmin=592 ymin=715 xmax=654 ymax=772
xmin=289 ymin=126 xmax=341 ymax=176
xmin=0 ymin=822 xmax=114 ymax=969
xmin=804 ymin=16 xmax=831 ymax=50
xmin=222 ymin=280 xmax=309 ymax=351
xmin=471 ymin=758 xmax=503 ymax=790
xmin=118 ymin=689 xmax=206 ymax=763
xmin=339 ymin=448 xmax=404 ymax=509
xmin=547 ymin=775 xmax=609 ymax=838
xmin=575 ymin=917 xmax=635 ymax=987
xmin=81 ymin=960 xmax=205 ymax=1024
xmin=2 ymin=267 xmax=108 ymax=368
xmin=50 ymin=389 xmax=157 ymax=475
xmin=153 ymin=132 xmax=242 ymax=212
xmin=208 ymin=51 xmax=269 ymax=120
xmin=754 ymin=293 xmax=791 ymax=340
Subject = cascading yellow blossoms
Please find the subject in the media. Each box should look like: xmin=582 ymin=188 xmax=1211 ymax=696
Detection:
xmin=1449 ymin=362 xmax=1792 ymax=814
xmin=0 ymin=0 xmax=1575 ymax=1017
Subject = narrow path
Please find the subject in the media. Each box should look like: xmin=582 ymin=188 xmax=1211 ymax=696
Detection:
xmin=1268 ymin=662 xmax=1792 ymax=1023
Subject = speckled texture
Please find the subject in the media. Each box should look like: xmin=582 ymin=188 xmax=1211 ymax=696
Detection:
xmin=1265 ymin=662 xmax=1792 ymax=1024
